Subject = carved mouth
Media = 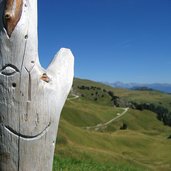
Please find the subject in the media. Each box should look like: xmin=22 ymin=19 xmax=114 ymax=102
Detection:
xmin=0 ymin=64 xmax=19 ymax=76
xmin=5 ymin=122 xmax=51 ymax=140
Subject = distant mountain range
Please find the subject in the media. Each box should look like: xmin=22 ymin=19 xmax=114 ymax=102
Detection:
xmin=104 ymin=82 xmax=171 ymax=93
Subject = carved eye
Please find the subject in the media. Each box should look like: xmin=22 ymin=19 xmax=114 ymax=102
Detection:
xmin=0 ymin=65 xmax=19 ymax=76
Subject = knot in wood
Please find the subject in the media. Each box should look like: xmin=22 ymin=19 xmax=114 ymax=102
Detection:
xmin=4 ymin=12 xmax=12 ymax=20
xmin=41 ymin=73 xmax=50 ymax=83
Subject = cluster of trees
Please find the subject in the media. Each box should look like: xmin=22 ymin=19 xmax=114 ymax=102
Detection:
xmin=107 ymin=91 xmax=131 ymax=107
xmin=131 ymin=102 xmax=171 ymax=126
xmin=77 ymin=85 xmax=106 ymax=101
xmin=107 ymin=90 xmax=171 ymax=127
xmin=77 ymin=85 xmax=171 ymax=127
xmin=77 ymin=85 xmax=108 ymax=93
xmin=77 ymin=85 xmax=102 ymax=91
xmin=107 ymin=91 xmax=120 ymax=106
xmin=106 ymin=90 xmax=171 ymax=127
xmin=91 ymin=92 xmax=104 ymax=98
xmin=77 ymin=85 xmax=90 ymax=90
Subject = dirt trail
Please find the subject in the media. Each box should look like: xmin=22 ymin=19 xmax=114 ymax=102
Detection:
xmin=67 ymin=92 xmax=129 ymax=131
xmin=67 ymin=94 xmax=79 ymax=101
xmin=85 ymin=108 xmax=129 ymax=131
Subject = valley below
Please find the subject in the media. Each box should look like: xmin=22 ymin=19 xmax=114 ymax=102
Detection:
xmin=53 ymin=78 xmax=171 ymax=171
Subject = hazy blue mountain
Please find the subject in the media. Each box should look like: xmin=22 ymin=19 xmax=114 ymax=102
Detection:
xmin=104 ymin=82 xmax=171 ymax=93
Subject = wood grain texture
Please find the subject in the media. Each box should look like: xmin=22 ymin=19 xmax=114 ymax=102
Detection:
xmin=3 ymin=0 xmax=23 ymax=37
xmin=0 ymin=0 xmax=74 ymax=170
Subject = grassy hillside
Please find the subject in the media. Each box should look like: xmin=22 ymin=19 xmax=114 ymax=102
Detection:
xmin=53 ymin=78 xmax=171 ymax=171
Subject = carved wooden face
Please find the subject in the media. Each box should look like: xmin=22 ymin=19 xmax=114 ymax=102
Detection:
xmin=0 ymin=0 xmax=73 ymax=170
xmin=0 ymin=0 xmax=52 ymax=139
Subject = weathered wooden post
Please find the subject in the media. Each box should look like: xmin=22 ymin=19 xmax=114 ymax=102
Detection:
xmin=0 ymin=0 xmax=74 ymax=170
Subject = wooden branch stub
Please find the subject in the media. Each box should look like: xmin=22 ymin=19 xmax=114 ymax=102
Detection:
xmin=41 ymin=73 xmax=50 ymax=83
xmin=3 ymin=0 xmax=23 ymax=37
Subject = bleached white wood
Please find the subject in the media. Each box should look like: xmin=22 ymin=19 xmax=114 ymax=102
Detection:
xmin=0 ymin=0 xmax=74 ymax=170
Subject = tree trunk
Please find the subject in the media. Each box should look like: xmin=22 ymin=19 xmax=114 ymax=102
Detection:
xmin=0 ymin=0 xmax=74 ymax=170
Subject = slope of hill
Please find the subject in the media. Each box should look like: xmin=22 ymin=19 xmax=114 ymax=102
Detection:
xmin=53 ymin=78 xmax=171 ymax=171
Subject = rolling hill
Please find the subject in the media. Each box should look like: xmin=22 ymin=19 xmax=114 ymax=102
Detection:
xmin=53 ymin=78 xmax=171 ymax=171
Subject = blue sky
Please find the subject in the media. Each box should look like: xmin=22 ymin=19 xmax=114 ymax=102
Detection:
xmin=38 ymin=0 xmax=171 ymax=83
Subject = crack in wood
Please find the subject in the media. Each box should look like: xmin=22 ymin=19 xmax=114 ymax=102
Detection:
xmin=25 ymin=67 xmax=32 ymax=102
xmin=28 ymin=72 xmax=31 ymax=101
xmin=35 ymin=113 xmax=39 ymax=127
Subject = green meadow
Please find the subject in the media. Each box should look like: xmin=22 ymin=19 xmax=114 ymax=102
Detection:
xmin=53 ymin=78 xmax=171 ymax=171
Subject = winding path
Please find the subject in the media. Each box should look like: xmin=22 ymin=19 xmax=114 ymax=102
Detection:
xmin=67 ymin=92 xmax=129 ymax=131
xmin=67 ymin=94 xmax=79 ymax=101
xmin=85 ymin=108 xmax=129 ymax=131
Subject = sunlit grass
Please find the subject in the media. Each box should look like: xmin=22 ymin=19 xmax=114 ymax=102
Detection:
xmin=54 ymin=78 xmax=171 ymax=171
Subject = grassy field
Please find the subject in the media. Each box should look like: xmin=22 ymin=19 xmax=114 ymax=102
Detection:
xmin=53 ymin=78 xmax=171 ymax=171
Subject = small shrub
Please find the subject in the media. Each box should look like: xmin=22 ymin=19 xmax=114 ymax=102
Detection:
xmin=120 ymin=123 xmax=128 ymax=130
xmin=168 ymin=135 xmax=171 ymax=139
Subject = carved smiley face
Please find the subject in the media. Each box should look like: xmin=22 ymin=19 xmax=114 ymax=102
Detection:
xmin=0 ymin=0 xmax=52 ymax=137
xmin=0 ymin=64 xmax=51 ymax=140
